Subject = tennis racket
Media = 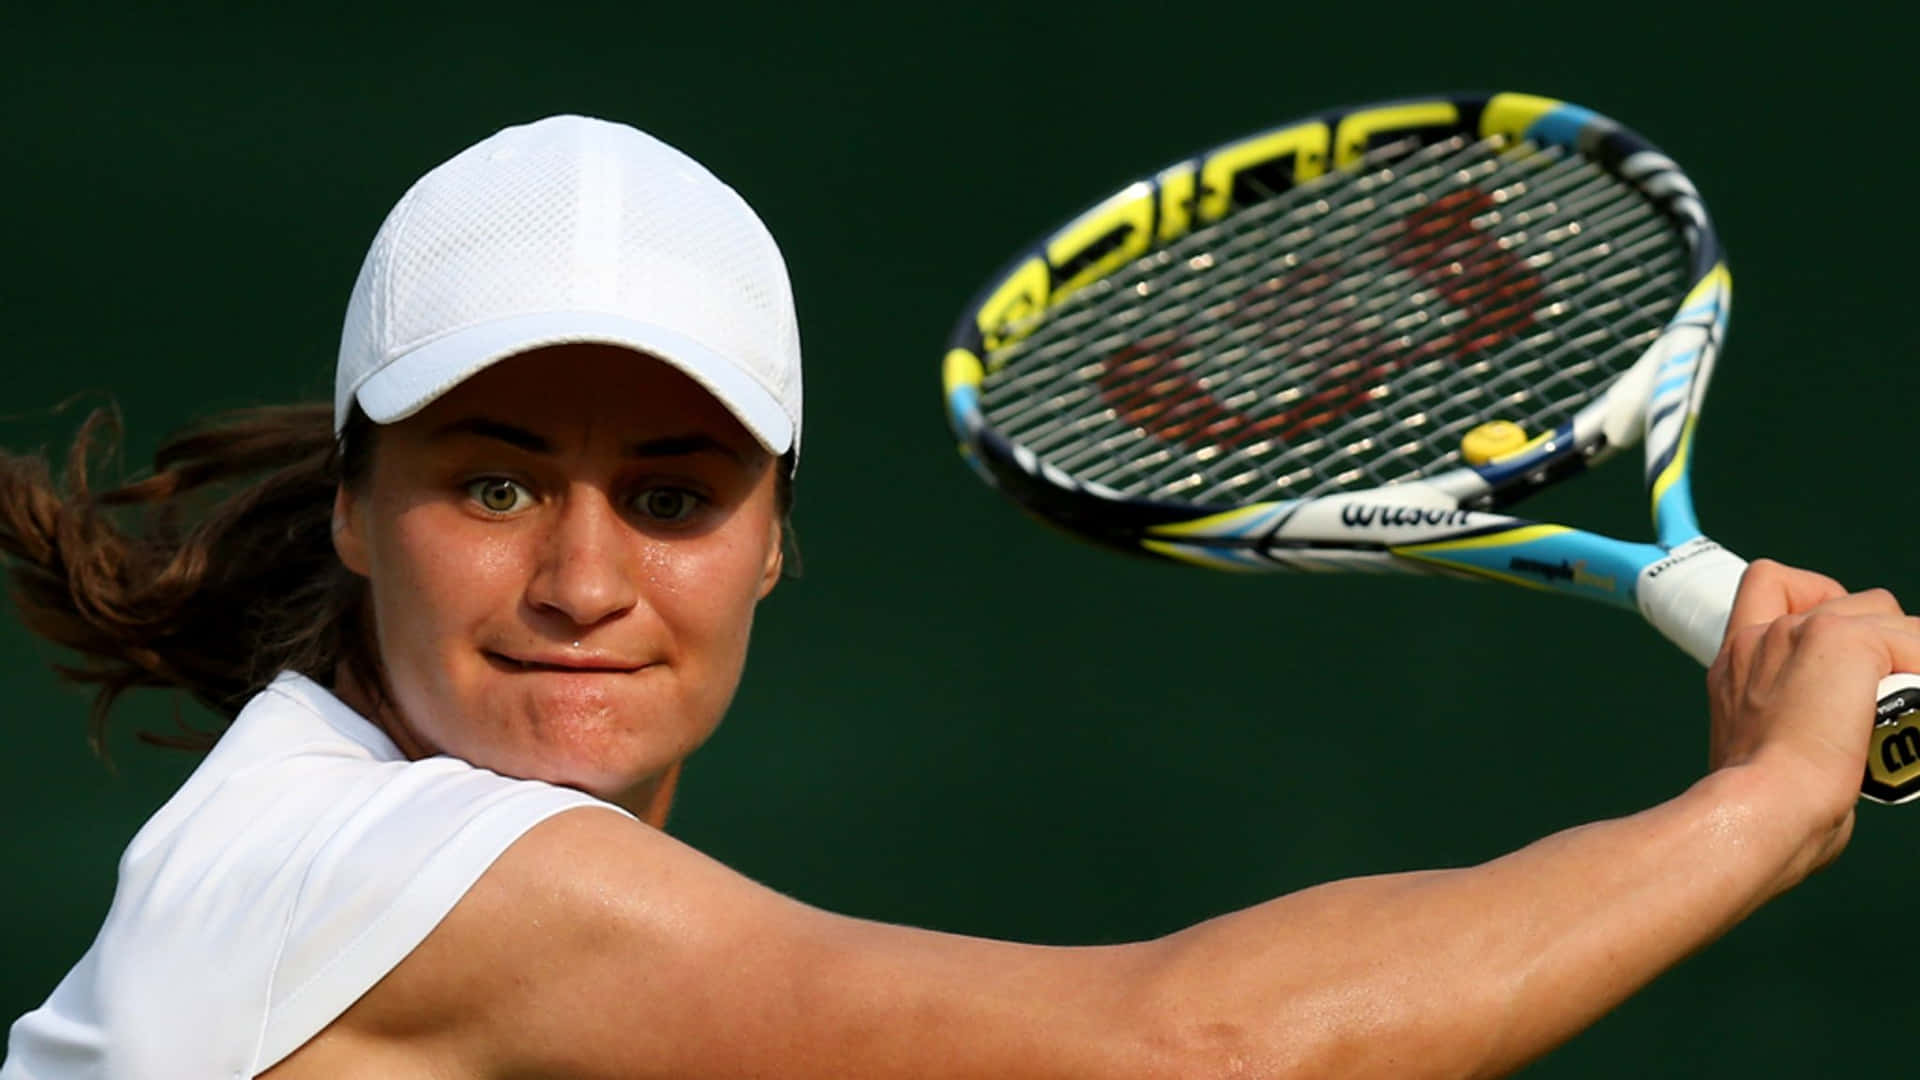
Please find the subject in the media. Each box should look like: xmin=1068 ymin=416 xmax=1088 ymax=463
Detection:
xmin=941 ymin=91 xmax=1920 ymax=805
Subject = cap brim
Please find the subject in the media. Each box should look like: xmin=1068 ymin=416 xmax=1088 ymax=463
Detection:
xmin=352 ymin=310 xmax=794 ymax=454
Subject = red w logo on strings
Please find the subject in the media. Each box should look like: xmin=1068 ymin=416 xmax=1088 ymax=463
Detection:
xmin=1096 ymin=187 xmax=1543 ymax=452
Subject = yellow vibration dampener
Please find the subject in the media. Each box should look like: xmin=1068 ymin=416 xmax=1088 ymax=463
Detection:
xmin=1461 ymin=420 xmax=1529 ymax=466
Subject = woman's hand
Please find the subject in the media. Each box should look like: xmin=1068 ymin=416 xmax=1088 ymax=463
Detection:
xmin=1708 ymin=559 xmax=1920 ymax=887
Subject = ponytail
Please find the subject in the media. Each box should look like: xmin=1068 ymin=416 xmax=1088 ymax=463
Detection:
xmin=0 ymin=404 xmax=377 ymax=754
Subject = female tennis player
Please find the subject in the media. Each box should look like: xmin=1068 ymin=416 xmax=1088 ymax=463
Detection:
xmin=3 ymin=114 xmax=1916 ymax=1080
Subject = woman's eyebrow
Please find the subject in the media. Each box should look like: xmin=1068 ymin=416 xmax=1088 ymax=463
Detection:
xmin=426 ymin=419 xmax=746 ymax=464
xmin=428 ymin=417 xmax=551 ymax=453
xmin=625 ymin=434 xmax=747 ymax=464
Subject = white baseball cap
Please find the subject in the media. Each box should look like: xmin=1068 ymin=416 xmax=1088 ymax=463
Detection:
xmin=335 ymin=114 xmax=802 ymax=456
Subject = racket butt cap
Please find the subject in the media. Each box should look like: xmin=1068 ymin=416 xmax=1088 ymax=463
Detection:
xmin=1866 ymin=675 xmax=1920 ymax=805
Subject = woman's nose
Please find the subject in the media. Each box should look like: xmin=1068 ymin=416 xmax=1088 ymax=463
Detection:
xmin=524 ymin=488 xmax=640 ymax=630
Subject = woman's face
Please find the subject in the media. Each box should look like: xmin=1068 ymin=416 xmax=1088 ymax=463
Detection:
xmin=332 ymin=344 xmax=784 ymax=811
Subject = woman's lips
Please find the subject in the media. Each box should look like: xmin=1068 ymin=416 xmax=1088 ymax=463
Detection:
xmin=485 ymin=650 xmax=644 ymax=673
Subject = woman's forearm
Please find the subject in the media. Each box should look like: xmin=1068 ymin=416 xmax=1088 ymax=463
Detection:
xmin=1137 ymin=764 xmax=1815 ymax=1078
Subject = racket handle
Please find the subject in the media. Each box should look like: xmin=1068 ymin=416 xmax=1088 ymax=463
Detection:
xmin=1635 ymin=538 xmax=1747 ymax=666
xmin=1635 ymin=538 xmax=1920 ymax=804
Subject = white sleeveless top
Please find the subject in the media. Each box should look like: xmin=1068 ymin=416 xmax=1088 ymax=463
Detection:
xmin=2 ymin=673 xmax=625 ymax=1079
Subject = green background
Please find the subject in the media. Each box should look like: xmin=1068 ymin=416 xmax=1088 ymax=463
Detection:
xmin=5 ymin=2 xmax=1915 ymax=1074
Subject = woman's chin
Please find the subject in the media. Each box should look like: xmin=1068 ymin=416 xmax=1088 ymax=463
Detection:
xmin=459 ymin=681 xmax=698 ymax=798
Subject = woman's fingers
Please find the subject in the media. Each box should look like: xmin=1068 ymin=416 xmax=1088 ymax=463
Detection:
xmin=1724 ymin=559 xmax=1849 ymax=634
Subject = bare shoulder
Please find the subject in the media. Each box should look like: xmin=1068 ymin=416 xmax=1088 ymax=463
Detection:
xmin=268 ymin=807 xmax=806 ymax=1079
xmin=271 ymin=807 xmax=1163 ymax=1079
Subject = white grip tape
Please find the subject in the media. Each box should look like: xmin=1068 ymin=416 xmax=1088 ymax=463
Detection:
xmin=1638 ymin=539 xmax=1920 ymax=804
xmin=1635 ymin=538 xmax=1749 ymax=666
xmin=1638 ymin=544 xmax=1920 ymax=705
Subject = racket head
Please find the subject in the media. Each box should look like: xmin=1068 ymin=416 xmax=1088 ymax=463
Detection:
xmin=942 ymin=92 xmax=1727 ymax=565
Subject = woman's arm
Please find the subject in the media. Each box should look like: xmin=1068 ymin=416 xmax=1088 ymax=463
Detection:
xmin=268 ymin=563 xmax=1920 ymax=1080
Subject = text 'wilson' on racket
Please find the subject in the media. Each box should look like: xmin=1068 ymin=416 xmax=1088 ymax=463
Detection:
xmin=940 ymin=91 xmax=1920 ymax=804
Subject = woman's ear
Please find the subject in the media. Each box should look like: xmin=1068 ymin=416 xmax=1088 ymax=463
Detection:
xmin=757 ymin=523 xmax=784 ymax=599
xmin=332 ymin=486 xmax=371 ymax=578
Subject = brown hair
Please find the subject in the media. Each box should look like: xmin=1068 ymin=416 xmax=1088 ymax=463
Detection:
xmin=0 ymin=404 xmax=378 ymax=754
xmin=0 ymin=401 xmax=799 ymax=758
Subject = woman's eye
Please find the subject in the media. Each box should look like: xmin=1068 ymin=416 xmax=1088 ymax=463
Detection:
xmin=466 ymin=478 xmax=533 ymax=514
xmin=634 ymin=486 xmax=703 ymax=523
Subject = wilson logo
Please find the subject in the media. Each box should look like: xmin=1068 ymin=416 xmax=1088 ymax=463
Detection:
xmin=1882 ymin=726 xmax=1920 ymax=774
xmin=1093 ymin=184 xmax=1543 ymax=453
xmin=1508 ymin=555 xmax=1617 ymax=592
xmin=1338 ymin=505 xmax=1472 ymax=528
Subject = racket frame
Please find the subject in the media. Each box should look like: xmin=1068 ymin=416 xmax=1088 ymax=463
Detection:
xmin=942 ymin=91 xmax=1920 ymax=804
xmin=944 ymin=93 xmax=1719 ymax=603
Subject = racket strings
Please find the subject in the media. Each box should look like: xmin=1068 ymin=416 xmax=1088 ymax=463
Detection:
xmin=1174 ymin=149 xmax=1667 ymax=497
xmin=980 ymin=133 xmax=1689 ymax=505
xmin=1072 ymin=195 xmax=1671 ymax=497
xmin=1020 ymin=144 xmax=1665 ymax=497
xmin=1294 ymin=203 xmax=1681 ymax=498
